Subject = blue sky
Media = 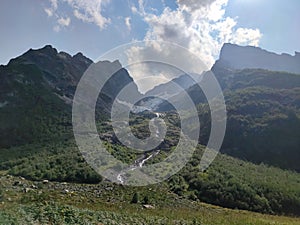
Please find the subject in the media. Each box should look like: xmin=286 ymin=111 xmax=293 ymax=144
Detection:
xmin=0 ymin=0 xmax=299 ymax=67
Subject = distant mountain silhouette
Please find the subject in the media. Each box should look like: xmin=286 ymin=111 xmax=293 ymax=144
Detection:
xmin=218 ymin=43 xmax=300 ymax=74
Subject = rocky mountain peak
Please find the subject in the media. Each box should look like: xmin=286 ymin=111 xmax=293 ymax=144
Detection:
xmin=218 ymin=43 xmax=300 ymax=74
xmin=72 ymin=52 xmax=92 ymax=64
xmin=29 ymin=45 xmax=58 ymax=57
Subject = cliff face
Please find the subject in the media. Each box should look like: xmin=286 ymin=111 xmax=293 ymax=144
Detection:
xmin=218 ymin=43 xmax=300 ymax=74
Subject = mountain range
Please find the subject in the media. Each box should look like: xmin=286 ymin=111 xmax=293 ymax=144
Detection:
xmin=219 ymin=43 xmax=300 ymax=74
xmin=0 ymin=45 xmax=141 ymax=147
xmin=1 ymin=43 xmax=299 ymax=172
xmin=1 ymin=43 xmax=300 ymax=217
xmin=155 ymin=43 xmax=300 ymax=172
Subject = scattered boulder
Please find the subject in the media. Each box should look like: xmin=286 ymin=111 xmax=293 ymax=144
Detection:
xmin=13 ymin=181 xmax=22 ymax=186
xmin=142 ymin=204 xmax=155 ymax=209
xmin=31 ymin=184 xmax=38 ymax=189
xmin=24 ymin=188 xmax=33 ymax=193
xmin=42 ymin=180 xmax=49 ymax=184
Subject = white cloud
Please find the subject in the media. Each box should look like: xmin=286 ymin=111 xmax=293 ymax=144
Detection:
xmin=231 ymin=28 xmax=262 ymax=46
xmin=69 ymin=0 xmax=111 ymax=30
xmin=131 ymin=6 xmax=138 ymax=14
xmin=45 ymin=0 xmax=111 ymax=30
xmin=45 ymin=0 xmax=71 ymax=32
xmin=53 ymin=25 xmax=61 ymax=32
xmin=43 ymin=0 xmax=262 ymax=91
xmin=133 ymin=0 xmax=262 ymax=68
xmin=50 ymin=0 xmax=58 ymax=10
xmin=44 ymin=0 xmax=58 ymax=17
xmin=44 ymin=8 xmax=53 ymax=17
xmin=125 ymin=0 xmax=262 ymax=92
xmin=124 ymin=41 xmax=208 ymax=93
xmin=52 ymin=17 xmax=71 ymax=32
xmin=177 ymin=0 xmax=216 ymax=8
xmin=125 ymin=17 xmax=131 ymax=31
xmin=57 ymin=16 xmax=71 ymax=27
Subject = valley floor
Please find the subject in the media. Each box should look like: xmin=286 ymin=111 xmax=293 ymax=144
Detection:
xmin=0 ymin=172 xmax=300 ymax=225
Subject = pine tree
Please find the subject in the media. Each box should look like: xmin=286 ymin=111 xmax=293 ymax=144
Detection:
xmin=131 ymin=192 xmax=139 ymax=204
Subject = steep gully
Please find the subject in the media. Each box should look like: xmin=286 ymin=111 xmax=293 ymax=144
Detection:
xmin=117 ymin=112 xmax=163 ymax=184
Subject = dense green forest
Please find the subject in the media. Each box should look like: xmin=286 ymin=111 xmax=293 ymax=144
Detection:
xmin=158 ymin=66 xmax=300 ymax=172
xmin=193 ymin=86 xmax=300 ymax=172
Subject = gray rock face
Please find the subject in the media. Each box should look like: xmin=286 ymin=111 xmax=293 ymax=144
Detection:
xmin=146 ymin=73 xmax=202 ymax=99
xmin=219 ymin=43 xmax=300 ymax=74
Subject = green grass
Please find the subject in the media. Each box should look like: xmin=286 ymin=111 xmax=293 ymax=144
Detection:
xmin=0 ymin=173 xmax=300 ymax=225
xmin=1 ymin=143 xmax=300 ymax=216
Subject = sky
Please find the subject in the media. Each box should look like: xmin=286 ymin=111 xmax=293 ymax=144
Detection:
xmin=0 ymin=0 xmax=299 ymax=91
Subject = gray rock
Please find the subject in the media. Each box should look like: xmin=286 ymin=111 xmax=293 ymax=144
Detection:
xmin=143 ymin=204 xmax=155 ymax=209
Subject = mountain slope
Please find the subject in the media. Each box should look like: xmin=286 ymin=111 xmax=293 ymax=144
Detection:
xmin=1 ymin=143 xmax=300 ymax=216
xmin=156 ymin=45 xmax=300 ymax=172
xmin=0 ymin=45 xmax=141 ymax=148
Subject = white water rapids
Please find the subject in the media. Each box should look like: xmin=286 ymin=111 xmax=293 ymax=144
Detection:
xmin=117 ymin=112 xmax=162 ymax=184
